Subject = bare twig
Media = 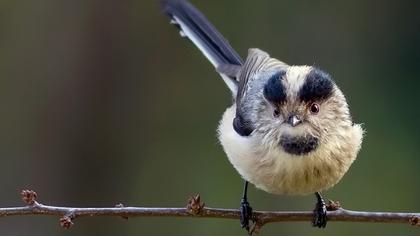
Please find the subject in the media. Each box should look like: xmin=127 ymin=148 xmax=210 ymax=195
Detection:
xmin=0 ymin=190 xmax=417 ymax=232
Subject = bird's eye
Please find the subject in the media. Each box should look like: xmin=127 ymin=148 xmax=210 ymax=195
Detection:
xmin=309 ymin=103 xmax=320 ymax=114
xmin=273 ymin=108 xmax=280 ymax=118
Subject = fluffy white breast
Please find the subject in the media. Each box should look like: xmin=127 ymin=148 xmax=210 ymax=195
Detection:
xmin=218 ymin=105 xmax=363 ymax=195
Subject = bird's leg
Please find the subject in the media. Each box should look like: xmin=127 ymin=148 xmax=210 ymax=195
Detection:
xmin=312 ymin=192 xmax=327 ymax=228
xmin=240 ymin=181 xmax=253 ymax=233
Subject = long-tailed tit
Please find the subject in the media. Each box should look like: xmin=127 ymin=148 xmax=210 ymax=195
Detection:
xmin=161 ymin=0 xmax=364 ymax=231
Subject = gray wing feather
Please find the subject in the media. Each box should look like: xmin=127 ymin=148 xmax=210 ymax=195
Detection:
xmin=233 ymin=49 xmax=289 ymax=135
xmin=237 ymin=48 xmax=287 ymax=105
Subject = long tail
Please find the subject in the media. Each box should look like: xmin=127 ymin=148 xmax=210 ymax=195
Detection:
xmin=161 ymin=0 xmax=243 ymax=93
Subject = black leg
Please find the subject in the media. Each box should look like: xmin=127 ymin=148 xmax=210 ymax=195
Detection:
xmin=312 ymin=192 xmax=327 ymax=228
xmin=240 ymin=181 xmax=253 ymax=233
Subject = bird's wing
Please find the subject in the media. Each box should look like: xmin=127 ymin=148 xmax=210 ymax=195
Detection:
xmin=232 ymin=48 xmax=288 ymax=136
xmin=237 ymin=48 xmax=288 ymax=105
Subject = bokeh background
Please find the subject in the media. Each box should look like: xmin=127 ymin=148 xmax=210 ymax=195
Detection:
xmin=0 ymin=0 xmax=419 ymax=235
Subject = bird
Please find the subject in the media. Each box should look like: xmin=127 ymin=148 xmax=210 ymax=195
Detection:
xmin=160 ymin=0 xmax=364 ymax=232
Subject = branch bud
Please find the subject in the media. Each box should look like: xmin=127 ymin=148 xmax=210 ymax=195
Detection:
xmin=21 ymin=190 xmax=37 ymax=205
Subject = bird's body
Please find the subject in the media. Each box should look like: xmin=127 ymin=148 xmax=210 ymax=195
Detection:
xmin=161 ymin=0 xmax=364 ymax=230
xmin=221 ymin=104 xmax=363 ymax=195
xmin=217 ymin=49 xmax=364 ymax=195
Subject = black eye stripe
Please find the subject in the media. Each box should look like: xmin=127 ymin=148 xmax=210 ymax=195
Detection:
xmin=263 ymin=71 xmax=287 ymax=104
xmin=299 ymin=68 xmax=334 ymax=102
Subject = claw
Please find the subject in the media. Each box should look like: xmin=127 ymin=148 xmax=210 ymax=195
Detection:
xmin=240 ymin=198 xmax=253 ymax=233
xmin=312 ymin=192 xmax=328 ymax=228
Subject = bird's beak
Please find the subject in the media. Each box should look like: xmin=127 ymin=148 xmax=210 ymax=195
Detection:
xmin=287 ymin=115 xmax=302 ymax=127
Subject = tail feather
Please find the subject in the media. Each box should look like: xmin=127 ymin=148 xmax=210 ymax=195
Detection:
xmin=161 ymin=0 xmax=243 ymax=94
xmin=161 ymin=0 xmax=243 ymax=67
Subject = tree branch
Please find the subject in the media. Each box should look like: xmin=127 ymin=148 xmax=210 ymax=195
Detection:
xmin=0 ymin=190 xmax=418 ymax=233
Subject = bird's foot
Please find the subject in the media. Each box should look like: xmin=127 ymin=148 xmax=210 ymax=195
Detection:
xmin=312 ymin=192 xmax=327 ymax=228
xmin=240 ymin=198 xmax=253 ymax=233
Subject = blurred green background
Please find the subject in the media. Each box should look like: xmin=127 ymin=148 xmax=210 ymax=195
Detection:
xmin=0 ymin=0 xmax=419 ymax=235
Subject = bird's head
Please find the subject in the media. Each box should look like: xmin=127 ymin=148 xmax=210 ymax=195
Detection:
xmin=248 ymin=66 xmax=353 ymax=156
